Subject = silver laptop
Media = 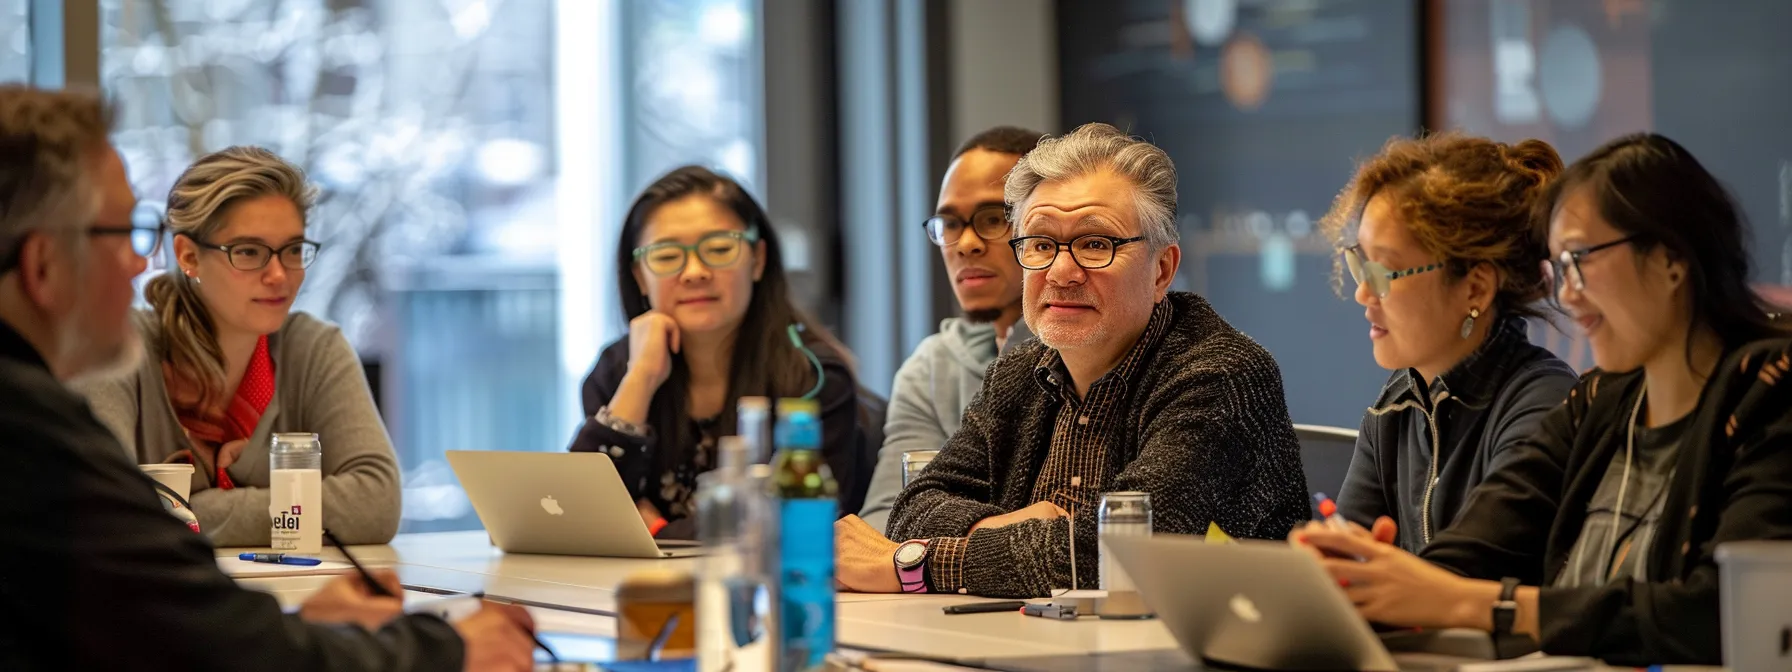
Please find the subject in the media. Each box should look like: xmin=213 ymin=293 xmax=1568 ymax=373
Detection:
xmin=1106 ymin=534 xmax=1401 ymax=672
xmin=447 ymin=450 xmax=703 ymax=559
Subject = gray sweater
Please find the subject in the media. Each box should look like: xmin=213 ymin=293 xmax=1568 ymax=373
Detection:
xmin=859 ymin=318 xmax=1031 ymax=532
xmin=78 ymin=310 xmax=401 ymax=546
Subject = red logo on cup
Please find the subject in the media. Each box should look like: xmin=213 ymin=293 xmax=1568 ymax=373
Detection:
xmin=291 ymin=505 xmax=302 ymax=515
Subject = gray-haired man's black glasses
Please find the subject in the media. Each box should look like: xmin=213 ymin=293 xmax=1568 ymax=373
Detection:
xmin=1008 ymin=234 xmax=1146 ymax=270
xmin=0 ymin=204 xmax=164 ymax=274
xmin=178 ymin=232 xmax=320 ymax=271
xmin=87 ymin=202 xmax=168 ymax=258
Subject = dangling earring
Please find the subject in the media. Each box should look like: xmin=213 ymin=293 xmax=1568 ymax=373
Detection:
xmin=1460 ymin=307 xmax=1481 ymax=340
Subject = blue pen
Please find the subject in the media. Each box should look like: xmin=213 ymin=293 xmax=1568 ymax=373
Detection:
xmin=238 ymin=552 xmax=323 ymax=566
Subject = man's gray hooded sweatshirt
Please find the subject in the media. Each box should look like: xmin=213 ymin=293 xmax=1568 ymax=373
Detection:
xmin=859 ymin=317 xmax=1032 ymax=532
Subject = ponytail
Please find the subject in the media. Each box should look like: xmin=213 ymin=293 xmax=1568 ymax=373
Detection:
xmin=144 ymin=270 xmax=227 ymax=408
xmin=154 ymin=145 xmax=313 ymax=408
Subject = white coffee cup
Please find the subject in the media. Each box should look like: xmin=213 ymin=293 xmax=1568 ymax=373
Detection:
xmin=140 ymin=463 xmax=194 ymax=503
xmin=1717 ymin=541 xmax=1792 ymax=671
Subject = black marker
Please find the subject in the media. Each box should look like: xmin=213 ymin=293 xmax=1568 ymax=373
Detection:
xmin=942 ymin=600 xmax=1028 ymax=615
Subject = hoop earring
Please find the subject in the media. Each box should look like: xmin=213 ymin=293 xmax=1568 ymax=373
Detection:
xmin=1460 ymin=307 xmax=1481 ymax=340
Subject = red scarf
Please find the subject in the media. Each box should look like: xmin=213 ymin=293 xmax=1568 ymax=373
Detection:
xmin=164 ymin=335 xmax=276 ymax=489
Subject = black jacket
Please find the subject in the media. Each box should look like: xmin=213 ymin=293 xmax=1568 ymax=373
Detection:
xmin=888 ymin=292 xmax=1308 ymax=597
xmin=570 ymin=333 xmax=868 ymax=535
xmin=1338 ymin=318 xmax=1576 ymax=553
xmin=1422 ymin=337 xmax=1792 ymax=664
xmin=0 ymin=319 xmax=463 ymax=671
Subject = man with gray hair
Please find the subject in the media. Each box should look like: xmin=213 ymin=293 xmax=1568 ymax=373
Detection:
xmin=835 ymin=123 xmax=1307 ymax=598
xmin=0 ymin=85 xmax=534 ymax=670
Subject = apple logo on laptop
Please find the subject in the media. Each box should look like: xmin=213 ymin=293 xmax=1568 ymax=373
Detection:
xmin=1229 ymin=594 xmax=1262 ymax=623
xmin=540 ymin=496 xmax=565 ymax=516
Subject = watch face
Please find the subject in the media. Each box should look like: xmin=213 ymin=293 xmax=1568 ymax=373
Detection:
xmin=894 ymin=541 xmax=928 ymax=568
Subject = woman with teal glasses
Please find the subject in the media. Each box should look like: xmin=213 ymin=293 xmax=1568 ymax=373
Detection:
xmin=569 ymin=166 xmax=865 ymax=539
xmin=1308 ymin=133 xmax=1578 ymax=553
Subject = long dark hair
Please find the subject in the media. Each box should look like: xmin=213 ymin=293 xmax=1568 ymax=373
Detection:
xmin=1537 ymin=133 xmax=1787 ymax=360
xmin=614 ymin=165 xmax=850 ymax=462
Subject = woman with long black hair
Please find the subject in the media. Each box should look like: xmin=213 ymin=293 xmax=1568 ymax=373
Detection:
xmin=569 ymin=166 xmax=864 ymax=538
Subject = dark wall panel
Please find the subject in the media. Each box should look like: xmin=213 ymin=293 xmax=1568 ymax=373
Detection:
xmin=1059 ymin=0 xmax=1424 ymax=427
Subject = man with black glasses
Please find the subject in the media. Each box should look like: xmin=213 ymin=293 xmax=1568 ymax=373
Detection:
xmin=0 ymin=85 xmax=535 ymax=671
xmin=856 ymin=126 xmax=1041 ymax=533
xmin=835 ymin=123 xmax=1308 ymax=598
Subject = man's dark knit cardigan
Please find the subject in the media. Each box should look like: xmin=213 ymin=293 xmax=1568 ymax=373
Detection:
xmin=887 ymin=291 xmax=1308 ymax=598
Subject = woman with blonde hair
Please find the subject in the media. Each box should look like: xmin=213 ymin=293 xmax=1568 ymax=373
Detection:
xmin=82 ymin=146 xmax=400 ymax=545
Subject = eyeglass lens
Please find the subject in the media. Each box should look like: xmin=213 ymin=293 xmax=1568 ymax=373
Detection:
xmin=640 ymin=234 xmax=747 ymax=276
xmin=1014 ymin=235 xmax=1120 ymax=270
xmin=927 ymin=207 xmax=1009 ymax=246
xmin=225 ymin=242 xmax=318 ymax=271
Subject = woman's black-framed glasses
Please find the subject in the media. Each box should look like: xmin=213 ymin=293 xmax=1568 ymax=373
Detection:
xmin=180 ymin=232 xmax=321 ymax=271
xmin=1549 ymin=235 xmax=1638 ymax=293
xmin=924 ymin=206 xmax=1011 ymax=246
xmin=1008 ymin=234 xmax=1145 ymax=271
xmin=1342 ymin=245 xmax=1443 ymax=299
xmin=633 ymin=228 xmax=760 ymax=277
xmin=87 ymin=202 xmax=168 ymax=258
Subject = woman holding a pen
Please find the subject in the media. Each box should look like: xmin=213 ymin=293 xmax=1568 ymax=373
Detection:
xmin=1295 ymin=133 xmax=1792 ymax=666
xmin=1314 ymin=132 xmax=1578 ymax=554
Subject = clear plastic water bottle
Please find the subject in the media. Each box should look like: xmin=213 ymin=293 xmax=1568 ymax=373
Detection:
xmin=1097 ymin=491 xmax=1152 ymax=619
xmin=697 ymin=437 xmax=750 ymax=672
xmin=738 ymin=397 xmax=771 ymax=463
xmin=269 ymin=432 xmax=323 ymax=554
xmin=744 ymin=464 xmax=778 ymax=667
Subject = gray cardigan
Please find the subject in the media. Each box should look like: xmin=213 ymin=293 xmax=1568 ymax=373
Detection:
xmin=78 ymin=310 xmax=401 ymax=546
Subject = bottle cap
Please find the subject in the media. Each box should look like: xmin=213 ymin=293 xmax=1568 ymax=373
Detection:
xmin=718 ymin=436 xmax=748 ymax=470
xmin=777 ymin=397 xmax=819 ymax=417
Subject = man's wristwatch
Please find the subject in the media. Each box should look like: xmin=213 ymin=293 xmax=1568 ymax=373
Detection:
xmin=1490 ymin=576 xmax=1530 ymax=659
xmin=894 ymin=540 xmax=931 ymax=593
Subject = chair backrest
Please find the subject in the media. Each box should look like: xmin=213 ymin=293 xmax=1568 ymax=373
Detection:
xmin=1293 ymin=423 xmax=1358 ymax=502
xmin=839 ymin=386 xmax=888 ymax=519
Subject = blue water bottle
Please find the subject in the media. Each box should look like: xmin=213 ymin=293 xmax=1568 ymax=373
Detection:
xmin=770 ymin=398 xmax=835 ymax=671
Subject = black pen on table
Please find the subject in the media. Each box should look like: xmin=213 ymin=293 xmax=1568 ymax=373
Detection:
xmin=322 ymin=529 xmax=560 ymax=663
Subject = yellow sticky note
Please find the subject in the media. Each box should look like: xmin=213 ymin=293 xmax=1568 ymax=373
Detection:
xmin=1205 ymin=522 xmax=1235 ymax=544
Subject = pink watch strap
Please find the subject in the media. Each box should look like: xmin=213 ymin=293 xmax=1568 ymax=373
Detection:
xmin=898 ymin=541 xmax=929 ymax=593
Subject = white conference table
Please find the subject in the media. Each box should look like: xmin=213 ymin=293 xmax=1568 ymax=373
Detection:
xmin=223 ymin=533 xmax=1729 ymax=671
xmin=224 ymin=530 xmax=1182 ymax=664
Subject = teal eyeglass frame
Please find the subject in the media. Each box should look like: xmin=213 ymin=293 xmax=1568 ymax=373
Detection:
xmin=632 ymin=228 xmax=761 ymax=277
xmin=1343 ymin=245 xmax=1443 ymax=299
